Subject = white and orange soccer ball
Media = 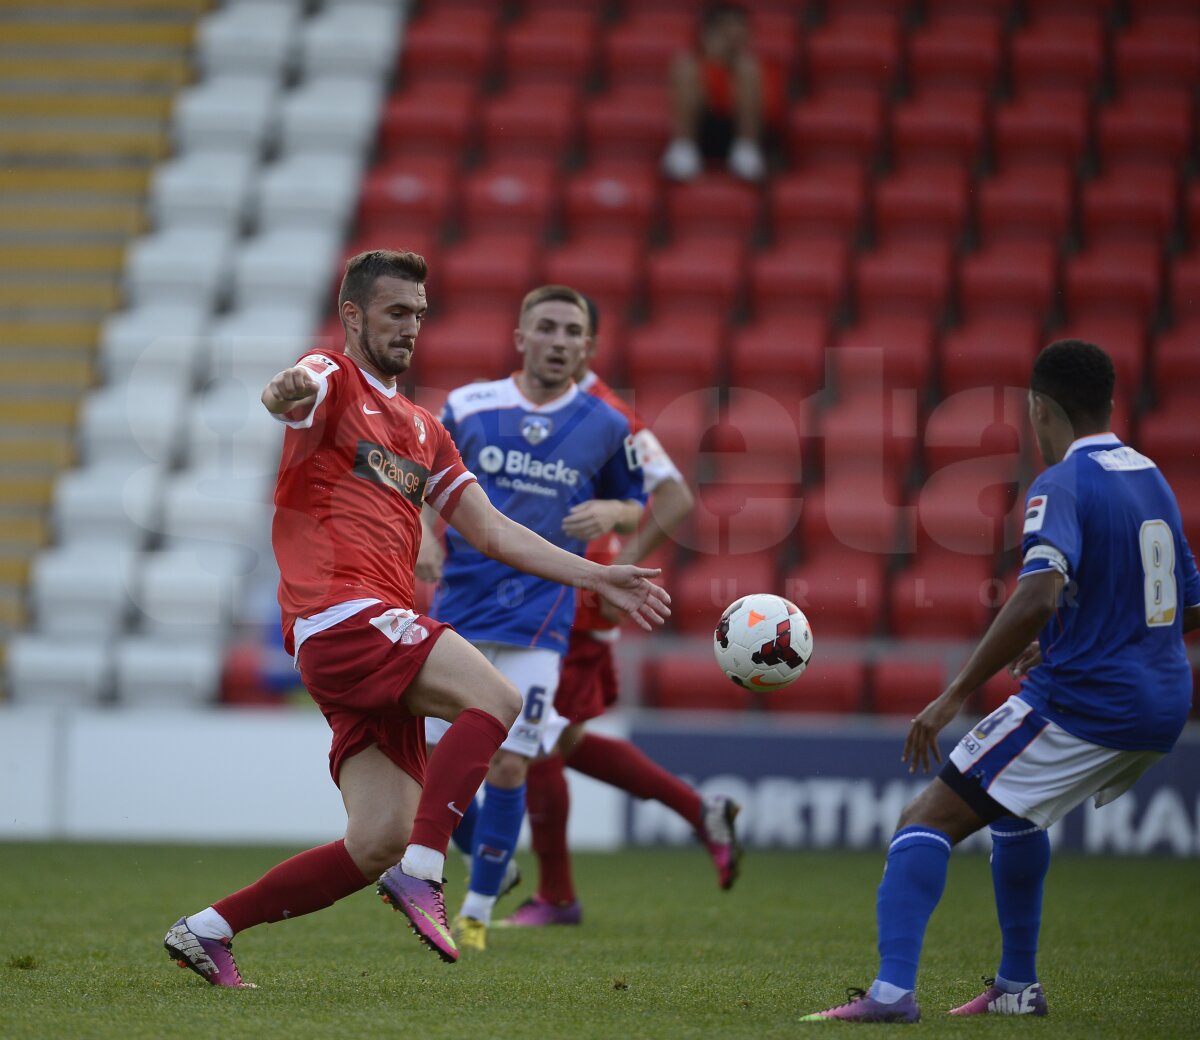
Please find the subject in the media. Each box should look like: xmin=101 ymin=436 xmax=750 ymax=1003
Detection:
xmin=713 ymin=593 xmax=813 ymax=690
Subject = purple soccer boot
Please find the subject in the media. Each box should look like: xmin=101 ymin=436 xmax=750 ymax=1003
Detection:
xmin=163 ymin=917 xmax=255 ymax=988
xmin=949 ymin=978 xmax=1048 ymax=1016
xmin=698 ymin=795 xmax=743 ymax=890
xmin=377 ymin=866 xmax=458 ymax=963
xmin=497 ymin=896 xmax=583 ymax=928
xmin=800 ymin=987 xmax=921 ymax=1023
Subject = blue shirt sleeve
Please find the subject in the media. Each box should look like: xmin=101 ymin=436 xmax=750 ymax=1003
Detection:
xmin=593 ymin=419 xmax=647 ymax=505
xmin=1019 ymin=468 xmax=1080 ymax=580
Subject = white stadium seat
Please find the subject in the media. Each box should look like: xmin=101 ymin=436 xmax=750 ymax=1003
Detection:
xmin=99 ymin=303 xmax=209 ymax=387
xmin=149 ymin=151 xmax=258 ymax=231
xmin=124 ymin=226 xmax=236 ymax=311
xmin=6 ymin=635 xmax=112 ymax=706
xmin=77 ymin=383 xmax=187 ymax=467
xmin=196 ymin=3 xmax=299 ymax=81
xmin=30 ymin=545 xmax=140 ymax=637
xmin=133 ymin=547 xmax=248 ymax=637
xmin=254 ymin=153 xmax=362 ymax=232
xmin=52 ymin=461 xmax=166 ymax=549
xmin=230 ymin=226 xmax=342 ymax=311
xmin=159 ymin=468 xmax=273 ymax=558
xmin=183 ymin=378 xmax=284 ymax=479
xmin=299 ymin=5 xmax=403 ymax=81
xmin=203 ymin=304 xmax=318 ymax=387
xmin=172 ymin=76 xmax=281 ymax=156
xmin=277 ymin=76 xmax=384 ymax=157
xmin=114 ymin=635 xmax=223 ymax=707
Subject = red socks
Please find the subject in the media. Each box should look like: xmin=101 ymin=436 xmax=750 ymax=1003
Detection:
xmin=569 ymin=732 xmax=704 ymax=830
xmin=214 ymin=839 xmax=370 ymax=934
xmin=409 ymin=707 xmax=510 ymax=852
xmin=526 ymin=755 xmax=575 ymax=905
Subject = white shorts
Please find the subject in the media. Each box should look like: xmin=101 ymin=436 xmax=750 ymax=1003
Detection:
xmin=424 ymin=641 xmax=567 ymax=759
xmin=949 ymin=695 xmax=1164 ymax=829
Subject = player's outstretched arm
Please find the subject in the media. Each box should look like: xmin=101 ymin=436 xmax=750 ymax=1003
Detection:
xmin=447 ymin=484 xmax=670 ymax=630
xmin=262 ymin=366 xmax=320 ymax=417
xmin=903 ymin=569 xmax=1063 ymax=774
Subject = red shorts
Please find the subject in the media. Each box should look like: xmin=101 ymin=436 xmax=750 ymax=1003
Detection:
xmin=553 ymin=630 xmax=619 ymax=724
xmin=296 ymin=604 xmax=449 ymax=786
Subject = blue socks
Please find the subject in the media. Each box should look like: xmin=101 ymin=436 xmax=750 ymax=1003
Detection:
xmin=468 ymin=781 xmax=526 ymax=899
xmin=990 ymin=816 xmax=1050 ymax=991
xmin=874 ymin=825 xmax=953 ymax=994
xmin=450 ymin=797 xmax=480 ymax=857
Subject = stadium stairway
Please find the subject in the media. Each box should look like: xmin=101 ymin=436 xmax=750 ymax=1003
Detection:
xmin=0 ymin=0 xmax=206 ymax=675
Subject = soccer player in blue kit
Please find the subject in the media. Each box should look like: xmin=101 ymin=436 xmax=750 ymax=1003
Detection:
xmin=427 ymin=285 xmax=647 ymax=950
xmin=804 ymin=340 xmax=1200 ymax=1023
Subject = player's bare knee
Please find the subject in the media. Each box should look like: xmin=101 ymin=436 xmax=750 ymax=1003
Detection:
xmin=346 ymin=823 xmax=408 ymax=875
xmin=488 ymin=749 xmax=528 ymax=788
xmin=478 ymin=677 xmax=522 ymax=728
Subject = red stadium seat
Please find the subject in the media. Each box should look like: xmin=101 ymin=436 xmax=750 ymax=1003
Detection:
xmin=923 ymin=386 xmax=1028 ymax=473
xmin=823 ymin=0 xmax=913 ymax=15
xmin=854 ymin=241 xmax=953 ymax=323
xmin=460 ymin=161 xmax=559 ymax=237
xmin=1010 ymin=17 xmax=1104 ymax=94
xmin=643 ymin=656 xmax=753 ymax=713
xmin=1064 ymin=243 xmax=1163 ymax=325
xmin=584 ymin=85 xmax=671 ymax=165
xmin=645 ymin=240 xmax=746 ymax=318
xmin=749 ymin=240 xmax=850 ymax=321
xmin=665 ymin=173 xmax=761 ymax=244
xmin=541 ymin=234 xmax=644 ymax=323
xmin=959 ymin=241 xmax=1059 ymax=323
xmin=625 ymin=315 xmax=727 ymax=396
xmin=915 ymin=457 xmax=1023 ymax=557
xmin=631 ymin=385 xmax=719 ymax=481
xmin=501 ymin=10 xmax=599 ymax=87
xmin=769 ymin=165 xmax=867 ymax=244
xmin=1081 ymin=166 xmax=1177 ymax=247
xmin=977 ymin=669 xmax=1023 ymax=716
xmin=805 ymin=15 xmax=901 ymax=92
xmin=802 ymin=472 xmax=911 ymax=555
xmin=479 ymin=84 xmax=581 ymax=163
xmin=873 ymin=164 xmax=970 ymax=245
xmin=766 ymin=658 xmax=867 ymax=714
xmin=1096 ymin=90 xmax=1194 ymax=171
xmin=1168 ymin=475 xmax=1200 ymax=550
xmin=1170 ymin=256 xmax=1200 ymax=322
xmin=408 ymin=308 xmax=515 ymax=391
xmin=1190 ymin=182 xmax=1200 ymax=246
xmin=1154 ymin=319 xmax=1200 ymax=393
xmin=890 ymin=91 xmax=987 ymax=169
xmin=1024 ymin=0 xmax=1113 ymax=17
xmin=670 ymin=552 xmax=779 ymax=634
xmin=563 ymin=163 xmax=660 ymax=240
xmin=786 ymin=89 xmax=885 ymax=170
xmin=925 ymin=0 xmax=1014 ymax=16
xmin=783 ymin=549 xmax=886 ymax=638
xmin=1114 ymin=18 xmax=1200 ymax=93
xmin=437 ymin=234 xmax=542 ymax=314
xmin=690 ymin=489 xmax=800 ymax=559
xmin=730 ymin=314 xmax=828 ymax=396
xmin=940 ymin=316 xmax=1041 ymax=395
xmin=1138 ymin=393 xmax=1200 ymax=476
xmin=871 ymin=659 xmax=947 ymax=715
xmin=377 ymin=81 xmax=479 ymax=162
xmin=706 ymin=389 xmax=806 ymax=469
xmin=357 ymin=157 xmax=458 ymax=238
xmin=908 ymin=16 xmax=1003 ymax=95
xmin=889 ymin=552 xmax=996 ymax=640
xmin=1055 ymin=315 xmax=1146 ymax=401
xmin=992 ymin=90 xmax=1090 ymax=172
xmin=400 ymin=8 xmax=497 ymax=87
xmin=976 ymin=165 xmax=1074 ymax=247
xmin=824 ymin=381 xmax=923 ymax=470
xmin=603 ymin=12 xmax=692 ymax=89
xmin=835 ymin=315 xmax=935 ymax=390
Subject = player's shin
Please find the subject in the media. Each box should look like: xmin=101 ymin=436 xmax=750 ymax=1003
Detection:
xmin=989 ymin=817 xmax=1050 ymax=991
xmin=873 ymin=826 xmax=953 ymax=999
xmin=526 ymin=754 xmax=575 ymax=904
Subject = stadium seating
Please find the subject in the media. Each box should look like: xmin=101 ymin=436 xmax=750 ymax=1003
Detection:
xmin=907 ymin=16 xmax=1003 ymax=96
xmin=783 ymin=549 xmax=886 ymax=637
xmin=769 ymin=166 xmax=867 ymax=244
xmin=766 ymin=658 xmax=867 ymax=714
xmin=871 ymin=658 xmax=947 ymax=716
xmin=940 ymin=317 xmax=1042 ymax=395
xmin=805 ymin=15 xmax=902 ymax=93
xmin=889 ymin=551 xmax=996 ymax=640
xmin=643 ymin=656 xmax=753 ymax=713
xmin=959 ymin=241 xmax=1059 ymax=323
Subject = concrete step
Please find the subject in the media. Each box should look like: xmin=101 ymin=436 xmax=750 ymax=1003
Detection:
xmin=0 ymin=282 xmax=120 ymax=319
xmin=0 ymin=92 xmax=172 ymax=120
xmin=0 ymin=399 xmax=79 ymax=427
xmin=0 ymin=243 xmax=125 ymax=274
xmin=0 ymin=55 xmax=191 ymax=87
xmin=0 ymin=321 xmax=99 ymax=351
xmin=0 ymin=515 xmax=50 ymax=551
xmin=0 ymin=203 xmax=145 ymax=240
xmin=0 ymin=438 xmax=76 ymax=472
xmin=0 ymin=478 xmax=56 ymax=512
xmin=0 ymin=127 xmax=168 ymax=161
xmin=0 ymin=0 xmax=209 ymax=13
xmin=0 ymin=20 xmax=193 ymax=47
xmin=0 ymin=358 xmax=95 ymax=391
xmin=0 ymin=165 xmax=149 ymax=195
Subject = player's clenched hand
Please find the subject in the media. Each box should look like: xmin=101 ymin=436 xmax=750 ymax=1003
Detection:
xmin=562 ymin=501 xmax=622 ymax=541
xmin=415 ymin=529 xmax=444 ymax=583
xmin=1008 ymin=640 xmax=1042 ymax=679
xmin=902 ymin=690 xmax=961 ymax=775
xmin=590 ymin=565 xmax=671 ymax=632
xmin=263 ymin=366 xmax=320 ymax=414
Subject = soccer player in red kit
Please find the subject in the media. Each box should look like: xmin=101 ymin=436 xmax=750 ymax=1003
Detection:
xmin=163 ymin=250 xmax=669 ymax=987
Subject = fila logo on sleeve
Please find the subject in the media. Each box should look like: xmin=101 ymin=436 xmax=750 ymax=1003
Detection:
xmin=1024 ymin=494 xmax=1048 ymax=534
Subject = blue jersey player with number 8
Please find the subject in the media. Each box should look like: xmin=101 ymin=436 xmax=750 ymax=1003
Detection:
xmin=803 ymin=340 xmax=1200 ymax=1023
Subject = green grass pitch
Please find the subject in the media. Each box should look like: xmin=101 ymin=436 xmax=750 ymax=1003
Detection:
xmin=1 ymin=841 xmax=1197 ymax=1039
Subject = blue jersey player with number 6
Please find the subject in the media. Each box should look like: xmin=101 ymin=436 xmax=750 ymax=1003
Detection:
xmin=803 ymin=340 xmax=1200 ymax=1023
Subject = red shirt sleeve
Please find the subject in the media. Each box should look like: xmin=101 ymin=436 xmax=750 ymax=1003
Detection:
xmin=422 ymin=412 xmax=476 ymax=521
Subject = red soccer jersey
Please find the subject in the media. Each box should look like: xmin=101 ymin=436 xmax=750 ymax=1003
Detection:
xmin=272 ymin=351 xmax=475 ymax=653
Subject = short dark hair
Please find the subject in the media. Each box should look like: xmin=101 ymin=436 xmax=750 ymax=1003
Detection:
xmin=703 ymin=2 xmax=748 ymax=30
xmin=338 ymin=249 xmax=427 ymax=315
xmin=1031 ymin=339 xmax=1115 ymax=429
xmin=519 ymin=284 xmax=590 ymax=331
xmin=581 ymin=293 xmax=600 ymax=336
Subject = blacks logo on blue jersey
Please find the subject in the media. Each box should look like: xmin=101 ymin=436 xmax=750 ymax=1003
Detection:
xmin=521 ymin=414 xmax=553 ymax=445
xmin=353 ymin=439 xmax=429 ymax=505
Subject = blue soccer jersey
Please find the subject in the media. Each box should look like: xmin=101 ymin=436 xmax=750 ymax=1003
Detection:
xmin=1017 ymin=434 xmax=1200 ymax=752
xmin=432 ymin=377 xmax=646 ymax=653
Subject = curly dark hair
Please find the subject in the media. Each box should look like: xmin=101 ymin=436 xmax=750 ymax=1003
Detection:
xmin=1031 ymin=339 xmax=1115 ymax=429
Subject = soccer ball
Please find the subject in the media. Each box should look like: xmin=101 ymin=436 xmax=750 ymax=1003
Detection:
xmin=713 ymin=593 xmax=813 ymax=689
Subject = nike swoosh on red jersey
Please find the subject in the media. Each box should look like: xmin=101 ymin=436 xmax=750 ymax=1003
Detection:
xmin=363 ymin=404 xmax=382 ymax=415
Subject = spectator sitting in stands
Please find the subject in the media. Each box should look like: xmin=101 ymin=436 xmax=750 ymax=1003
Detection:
xmin=661 ymin=2 xmax=783 ymax=183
